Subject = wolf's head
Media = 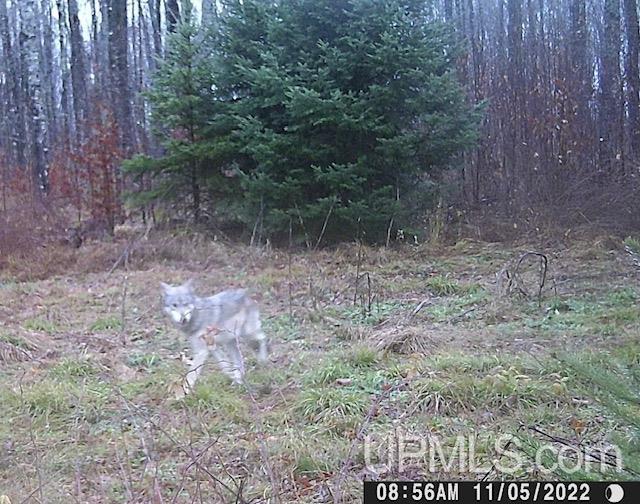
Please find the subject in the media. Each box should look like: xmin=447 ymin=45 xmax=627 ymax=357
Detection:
xmin=161 ymin=280 xmax=196 ymax=326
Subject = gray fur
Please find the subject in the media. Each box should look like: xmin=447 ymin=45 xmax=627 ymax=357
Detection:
xmin=161 ymin=280 xmax=268 ymax=392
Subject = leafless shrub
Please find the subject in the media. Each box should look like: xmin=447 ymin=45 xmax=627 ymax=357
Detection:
xmin=456 ymin=174 xmax=640 ymax=243
xmin=497 ymin=251 xmax=549 ymax=305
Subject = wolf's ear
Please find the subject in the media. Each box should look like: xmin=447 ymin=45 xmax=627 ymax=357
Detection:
xmin=184 ymin=278 xmax=195 ymax=290
xmin=160 ymin=282 xmax=172 ymax=292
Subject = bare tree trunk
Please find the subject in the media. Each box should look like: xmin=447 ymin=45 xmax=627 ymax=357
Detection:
xmin=20 ymin=0 xmax=47 ymax=195
xmin=55 ymin=0 xmax=71 ymax=140
xmin=506 ymin=0 xmax=524 ymax=202
xmin=89 ymin=0 xmax=102 ymax=97
xmin=149 ymin=0 xmax=162 ymax=56
xmin=0 ymin=0 xmax=15 ymax=162
xmin=444 ymin=0 xmax=453 ymax=22
xmin=599 ymin=0 xmax=622 ymax=175
xmin=136 ymin=0 xmax=150 ymax=152
xmin=99 ymin=0 xmax=111 ymax=96
xmin=108 ymin=0 xmax=133 ymax=153
xmin=1 ymin=0 xmax=27 ymax=167
xmin=68 ymin=0 xmax=88 ymax=140
xmin=40 ymin=0 xmax=56 ymax=149
xmin=624 ymin=0 xmax=640 ymax=159
xmin=166 ymin=0 xmax=180 ymax=33
xmin=566 ymin=0 xmax=593 ymax=176
xmin=202 ymin=0 xmax=217 ymax=27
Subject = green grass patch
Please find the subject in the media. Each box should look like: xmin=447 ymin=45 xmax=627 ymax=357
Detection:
xmin=264 ymin=314 xmax=301 ymax=341
xmin=348 ymin=346 xmax=379 ymax=367
xmin=275 ymin=430 xmax=348 ymax=477
xmin=90 ymin=316 xmax=123 ymax=332
xmin=303 ymin=348 xmax=385 ymax=390
xmin=330 ymin=301 xmax=404 ymax=325
xmin=23 ymin=318 xmax=58 ymax=333
xmin=180 ymin=375 xmax=249 ymax=422
xmin=5 ymin=379 xmax=112 ymax=426
xmin=526 ymin=290 xmax=640 ymax=335
xmin=426 ymin=274 xmax=462 ymax=296
xmin=425 ymin=289 xmax=487 ymax=322
xmin=527 ymin=347 xmax=640 ymax=480
xmin=50 ymin=357 xmax=100 ymax=378
xmin=117 ymin=364 xmax=177 ymax=401
xmin=296 ymin=387 xmax=369 ymax=421
xmin=295 ymin=348 xmax=392 ymax=433
xmin=624 ymin=236 xmax=640 ymax=254
xmin=0 ymin=331 xmax=36 ymax=350
xmin=126 ymin=352 xmax=161 ymax=371
xmin=410 ymin=355 xmax=569 ymax=416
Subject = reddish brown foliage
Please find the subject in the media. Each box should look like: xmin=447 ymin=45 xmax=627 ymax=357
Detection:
xmin=48 ymin=103 xmax=124 ymax=232
xmin=1 ymin=104 xmax=127 ymax=273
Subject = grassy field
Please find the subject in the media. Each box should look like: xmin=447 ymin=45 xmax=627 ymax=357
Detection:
xmin=1 ymin=232 xmax=639 ymax=502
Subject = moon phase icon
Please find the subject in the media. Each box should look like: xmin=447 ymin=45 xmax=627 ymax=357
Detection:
xmin=605 ymin=484 xmax=624 ymax=503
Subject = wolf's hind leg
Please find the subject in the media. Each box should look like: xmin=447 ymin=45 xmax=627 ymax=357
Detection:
xmin=248 ymin=331 xmax=268 ymax=363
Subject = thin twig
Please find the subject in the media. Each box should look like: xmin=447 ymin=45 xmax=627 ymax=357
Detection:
xmin=513 ymin=252 xmax=548 ymax=306
xmin=409 ymin=298 xmax=432 ymax=319
xmin=481 ymin=425 xmax=523 ymax=481
xmin=19 ymin=371 xmax=44 ymax=504
xmin=527 ymin=425 xmax=632 ymax=473
xmin=353 ymin=219 xmax=363 ymax=306
xmin=385 ymin=217 xmax=394 ymax=248
xmin=111 ymin=387 xmax=240 ymax=499
xmin=293 ymin=202 xmax=311 ymax=249
xmin=114 ymin=440 xmax=135 ymax=501
xmin=315 ymin=199 xmax=335 ymax=250
xmin=250 ymin=197 xmax=264 ymax=247
xmin=120 ymin=274 xmax=129 ymax=345
xmin=107 ymin=228 xmax=149 ymax=275
xmin=288 ymin=217 xmax=293 ymax=321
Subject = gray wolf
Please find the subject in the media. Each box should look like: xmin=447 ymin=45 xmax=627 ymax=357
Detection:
xmin=160 ymin=280 xmax=268 ymax=392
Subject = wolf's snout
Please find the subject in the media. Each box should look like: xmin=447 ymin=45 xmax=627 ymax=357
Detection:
xmin=180 ymin=310 xmax=192 ymax=324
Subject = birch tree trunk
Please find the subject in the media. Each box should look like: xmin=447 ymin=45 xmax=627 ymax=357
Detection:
xmin=40 ymin=0 xmax=56 ymax=149
xmin=108 ymin=0 xmax=133 ymax=152
xmin=68 ymin=0 xmax=87 ymax=139
xmin=19 ymin=0 xmax=46 ymax=194
xmin=55 ymin=0 xmax=71 ymax=140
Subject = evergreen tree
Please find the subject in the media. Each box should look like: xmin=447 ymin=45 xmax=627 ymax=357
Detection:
xmin=217 ymin=0 xmax=480 ymax=242
xmin=129 ymin=0 xmax=479 ymax=240
xmin=124 ymin=0 xmax=235 ymax=223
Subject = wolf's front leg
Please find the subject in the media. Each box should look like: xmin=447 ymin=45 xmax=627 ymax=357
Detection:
xmin=212 ymin=346 xmax=244 ymax=385
xmin=184 ymin=347 xmax=209 ymax=394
